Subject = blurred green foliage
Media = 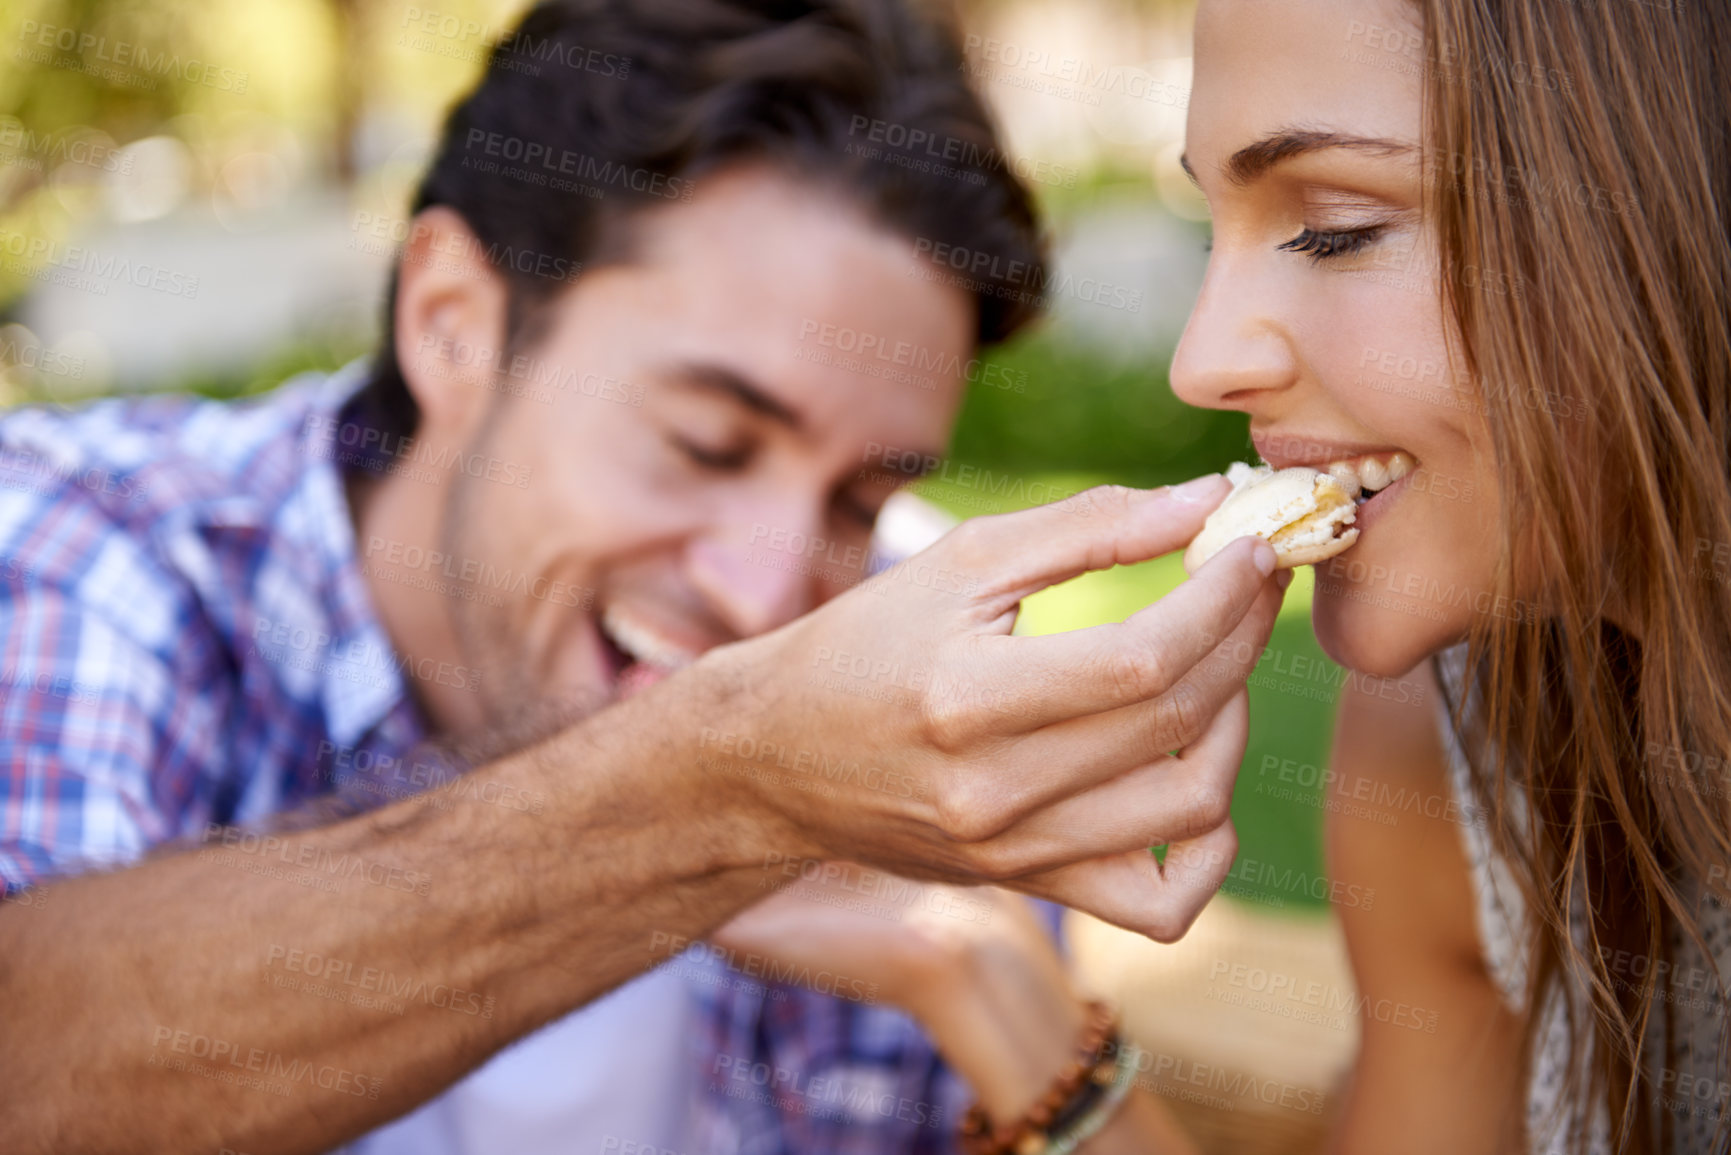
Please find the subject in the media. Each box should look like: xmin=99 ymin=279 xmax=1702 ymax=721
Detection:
xmin=948 ymin=330 xmax=1249 ymax=488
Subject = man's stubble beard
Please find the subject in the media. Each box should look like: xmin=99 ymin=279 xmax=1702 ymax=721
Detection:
xmin=436 ymin=398 xmax=607 ymax=764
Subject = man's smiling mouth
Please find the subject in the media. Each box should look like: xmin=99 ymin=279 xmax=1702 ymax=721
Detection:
xmin=599 ymin=604 xmax=702 ymax=699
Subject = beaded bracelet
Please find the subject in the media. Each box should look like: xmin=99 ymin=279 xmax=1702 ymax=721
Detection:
xmin=1043 ymin=1035 xmax=1141 ymax=1155
xmin=957 ymin=999 xmax=1131 ymax=1155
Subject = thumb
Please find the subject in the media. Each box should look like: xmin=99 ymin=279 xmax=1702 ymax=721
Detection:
xmin=933 ymin=477 xmax=1232 ymax=603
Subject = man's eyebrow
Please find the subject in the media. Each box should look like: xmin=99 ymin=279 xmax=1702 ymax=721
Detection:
xmin=1224 ymin=128 xmax=1416 ymax=186
xmin=670 ymin=363 xmax=804 ymax=430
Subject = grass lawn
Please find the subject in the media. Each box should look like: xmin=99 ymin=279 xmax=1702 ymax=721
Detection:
xmin=919 ymin=473 xmax=1340 ymax=913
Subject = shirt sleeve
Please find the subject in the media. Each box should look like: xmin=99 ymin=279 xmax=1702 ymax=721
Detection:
xmin=0 ymin=544 xmax=220 ymax=897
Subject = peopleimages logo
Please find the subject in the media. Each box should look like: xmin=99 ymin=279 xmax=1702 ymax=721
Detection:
xmin=148 ymin=1026 xmax=380 ymax=1097
xmin=0 ymin=118 xmax=132 ymax=173
xmin=398 ymin=7 xmax=631 ymax=79
xmin=265 ymin=944 xmax=494 ymax=1018
xmin=960 ymin=36 xmax=1191 ymax=111
xmin=17 ymin=21 xmax=249 ymax=93
xmin=653 ymin=933 xmax=881 ymax=1006
xmin=200 ymin=823 xmax=436 ymax=897
xmin=696 ymin=727 xmax=925 ymax=801
xmin=909 ymin=238 xmax=1143 ymax=313
xmin=461 ymin=129 xmax=692 ymax=201
xmin=796 ymin=319 xmax=1025 ymax=392
xmin=363 ymin=534 xmax=593 ymax=610
xmin=0 ymin=227 xmax=200 ymax=299
xmin=302 ymin=414 xmax=534 ymax=489
xmin=845 ymin=115 xmax=1078 ymax=189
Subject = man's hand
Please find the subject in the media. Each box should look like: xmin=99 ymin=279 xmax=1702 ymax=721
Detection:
xmin=672 ymin=479 xmax=1285 ymax=941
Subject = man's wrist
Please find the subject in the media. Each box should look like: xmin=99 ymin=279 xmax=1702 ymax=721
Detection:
xmin=554 ymin=661 xmax=794 ymax=879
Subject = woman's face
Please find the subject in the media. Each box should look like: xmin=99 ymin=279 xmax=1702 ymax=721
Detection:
xmin=1174 ymin=0 xmax=1501 ymax=678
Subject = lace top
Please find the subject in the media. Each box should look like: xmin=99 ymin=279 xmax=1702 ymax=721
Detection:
xmin=1434 ymin=645 xmax=1731 ymax=1153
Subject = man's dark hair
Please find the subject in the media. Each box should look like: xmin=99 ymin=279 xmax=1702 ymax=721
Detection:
xmin=353 ymin=0 xmax=1048 ymax=442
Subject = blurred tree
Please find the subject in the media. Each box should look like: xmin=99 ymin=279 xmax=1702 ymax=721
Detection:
xmin=326 ymin=0 xmax=367 ymax=182
xmin=952 ymin=335 xmax=1248 ymax=489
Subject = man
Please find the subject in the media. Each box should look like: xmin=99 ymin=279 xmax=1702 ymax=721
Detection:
xmin=0 ymin=1 xmax=1284 ymax=1152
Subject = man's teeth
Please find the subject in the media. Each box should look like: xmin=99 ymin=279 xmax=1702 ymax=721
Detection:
xmin=601 ymin=607 xmax=696 ymax=671
xmin=1323 ymin=452 xmax=1414 ymax=502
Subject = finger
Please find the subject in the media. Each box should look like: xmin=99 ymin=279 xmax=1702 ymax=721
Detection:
xmin=933 ymin=478 xmax=1235 ymax=603
xmin=1016 ymin=819 xmax=1239 ymax=942
xmin=1004 ymin=581 xmax=1280 ymax=788
xmin=975 ymin=690 xmax=1249 ymax=874
xmin=966 ymin=537 xmax=1276 ymax=731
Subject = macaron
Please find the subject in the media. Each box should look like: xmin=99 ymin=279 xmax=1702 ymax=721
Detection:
xmin=1182 ymin=463 xmax=1359 ymax=572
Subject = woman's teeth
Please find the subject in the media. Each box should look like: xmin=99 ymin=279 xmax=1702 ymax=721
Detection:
xmin=1325 ymin=452 xmax=1413 ymax=504
xmin=600 ymin=606 xmax=697 ymax=672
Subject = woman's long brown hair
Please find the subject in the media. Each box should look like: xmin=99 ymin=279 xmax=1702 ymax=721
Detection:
xmin=1416 ymin=0 xmax=1731 ymax=1149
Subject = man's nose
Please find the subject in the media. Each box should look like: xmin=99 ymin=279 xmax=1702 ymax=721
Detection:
xmin=1170 ymin=249 xmax=1299 ymax=411
xmin=688 ymin=508 xmax=824 ymax=640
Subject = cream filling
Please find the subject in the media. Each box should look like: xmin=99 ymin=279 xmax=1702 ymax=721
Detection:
xmin=1270 ymin=500 xmax=1357 ymax=549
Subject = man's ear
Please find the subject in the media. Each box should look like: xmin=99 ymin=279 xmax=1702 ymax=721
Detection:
xmin=393 ymin=206 xmax=511 ymax=441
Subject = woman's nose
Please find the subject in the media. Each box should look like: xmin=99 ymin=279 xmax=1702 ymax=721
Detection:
xmin=1170 ymin=248 xmax=1300 ymax=411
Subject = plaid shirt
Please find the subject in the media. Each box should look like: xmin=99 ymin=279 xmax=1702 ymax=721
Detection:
xmin=0 ymin=363 xmax=425 ymax=894
xmin=689 ymin=974 xmax=972 ymax=1154
xmin=0 ymin=365 xmax=966 ymax=1154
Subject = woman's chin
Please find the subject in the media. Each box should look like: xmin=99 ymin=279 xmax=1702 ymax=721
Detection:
xmin=1309 ymin=585 xmax=1462 ymax=681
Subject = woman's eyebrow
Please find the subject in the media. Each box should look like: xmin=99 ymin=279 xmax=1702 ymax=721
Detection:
xmin=1181 ymin=127 xmax=1417 ymax=187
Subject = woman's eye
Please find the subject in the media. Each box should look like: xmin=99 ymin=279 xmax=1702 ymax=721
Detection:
xmin=1277 ymin=225 xmax=1383 ymax=262
xmin=672 ymin=436 xmax=751 ymax=471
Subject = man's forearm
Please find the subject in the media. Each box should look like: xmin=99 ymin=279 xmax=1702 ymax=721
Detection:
xmin=0 ymin=690 xmax=771 ymax=1155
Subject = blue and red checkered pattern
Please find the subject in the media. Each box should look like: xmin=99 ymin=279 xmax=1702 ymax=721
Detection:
xmin=0 ymin=364 xmax=971 ymax=1153
xmin=689 ymin=974 xmax=971 ymax=1153
xmin=0 ymin=363 xmax=426 ymax=896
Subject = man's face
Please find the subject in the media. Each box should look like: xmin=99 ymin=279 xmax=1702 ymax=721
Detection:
xmin=416 ymin=166 xmax=973 ymax=729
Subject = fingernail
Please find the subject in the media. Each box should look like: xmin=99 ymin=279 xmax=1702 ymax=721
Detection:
xmin=1169 ymin=473 xmax=1224 ymax=503
xmin=1250 ymin=540 xmax=1277 ymax=576
xmin=1275 ymin=569 xmax=1294 ymax=591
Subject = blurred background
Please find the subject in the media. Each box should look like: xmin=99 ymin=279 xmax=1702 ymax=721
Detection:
xmin=0 ymin=0 xmax=1357 ymax=1148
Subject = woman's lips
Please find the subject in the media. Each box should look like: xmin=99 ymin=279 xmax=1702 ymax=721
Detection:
xmin=1245 ymin=443 xmax=1420 ymax=562
xmin=1252 ymin=433 xmax=1414 ymax=486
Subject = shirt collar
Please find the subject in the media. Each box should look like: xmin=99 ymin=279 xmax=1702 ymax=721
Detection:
xmin=300 ymin=360 xmax=428 ymax=750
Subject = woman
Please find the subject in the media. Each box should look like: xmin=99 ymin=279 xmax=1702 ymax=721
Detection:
xmin=1173 ymin=0 xmax=1731 ymax=1150
xmin=709 ymin=0 xmax=1730 ymax=1152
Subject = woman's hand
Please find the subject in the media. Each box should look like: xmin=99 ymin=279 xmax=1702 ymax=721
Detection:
xmin=715 ymin=863 xmax=1200 ymax=1153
